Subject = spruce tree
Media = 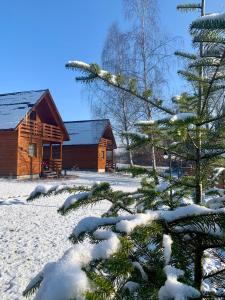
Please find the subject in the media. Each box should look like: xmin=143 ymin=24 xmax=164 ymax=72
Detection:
xmin=24 ymin=1 xmax=225 ymax=299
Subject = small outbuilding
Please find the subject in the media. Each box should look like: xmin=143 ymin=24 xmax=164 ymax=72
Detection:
xmin=62 ymin=119 xmax=117 ymax=172
xmin=0 ymin=89 xmax=69 ymax=178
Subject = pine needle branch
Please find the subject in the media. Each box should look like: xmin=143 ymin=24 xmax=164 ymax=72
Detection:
xmin=65 ymin=61 xmax=175 ymax=115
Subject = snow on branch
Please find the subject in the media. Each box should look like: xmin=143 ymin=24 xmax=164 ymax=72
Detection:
xmin=206 ymin=196 xmax=225 ymax=210
xmin=204 ymin=48 xmax=225 ymax=59
xmin=136 ymin=120 xmax=155 ymax=126
xmin=27 ymin=184 xmax=63 ymax=201
xmin=27 ymin=184 xmax=90 ymax=201
xmin=71 ymin=204 xmax=225 ymax=240
xmin=132 ymin=261 xmax=148 ymax=281
xmin=159 ymin=231 xmax=200 ymax=299
xmin=123 ymin=131 xmax=149 ymax=139
xmin=67 ymin=61 xmax=118 ymax=84
xmin=177 ymin=3 xmax=202 ymax=12
xmin=71 ymin=215 xmax=135 ymax=240
xmin=162 ymin=234 xmax=173 ymax=265
xmin=123 ymin=281 xmax=140 ymax=293
xmin=170 ymin=112 xmax=197 ymax=122
xmin=116 ymin=213 xmax=158 ymax=234
xmin=58 ymin=182 xmax=111 ymax=215
xmin=24 ymin=230 xmax=120 ymax=300
xmin=158 ymin=265 xmax=201 ymax=300
xmin=191 ymin=13 xmax=225 ymax=32
xmin=212 ymin=167 xmax=225 ymax=181
xmin=143 ymin=112 xmax=197 ymax=126
xmin=66 ymin=60 xmax=175 ymax=115
xmin=59 ymin=192 xmax=90 ymax=214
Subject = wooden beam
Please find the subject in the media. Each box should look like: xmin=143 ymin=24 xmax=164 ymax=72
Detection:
xmin=60 ymin=142 xmax=63 ymax=160
xmin=50 ymin=143 xmax=53 ymax=160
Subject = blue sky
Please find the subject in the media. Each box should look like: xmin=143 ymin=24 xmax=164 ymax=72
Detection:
xmin=0 ymin=0 xmax=224 ymax=121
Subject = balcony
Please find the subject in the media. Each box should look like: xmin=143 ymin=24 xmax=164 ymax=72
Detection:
xmin=19 ymin=120 xmax=63 ymax=142
xmin=100 ymin=138 xmax=114 ymax=150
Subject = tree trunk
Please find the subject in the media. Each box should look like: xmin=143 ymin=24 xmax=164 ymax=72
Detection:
xmin=125 ymin=134 xmax=134 ymax=167
xmin=151 ymin=143 xmax=159 ymax=184
xmin=194 ymin=245 xmax=203 ymax=299
xmin=129 ymin=148 xmax=134 ymax=167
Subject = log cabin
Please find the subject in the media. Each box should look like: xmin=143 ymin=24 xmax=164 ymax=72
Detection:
xmin=62 ymin=119 xmax=117 ymax=172
xmin=0 ymin=89 xmax=69 ymax=178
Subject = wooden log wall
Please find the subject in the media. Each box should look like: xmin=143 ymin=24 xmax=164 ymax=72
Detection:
xmin=62 ymin=145 xmax=99 ymax=170
xmin=0 ymin=131 xmax=18 ymax=176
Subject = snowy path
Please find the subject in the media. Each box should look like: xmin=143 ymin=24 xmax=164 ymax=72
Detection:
xmin=0 ymin=172 xmax=140 ymax=300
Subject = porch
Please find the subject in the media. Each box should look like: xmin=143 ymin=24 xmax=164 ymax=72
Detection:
xmin=19 ymin=120 xmax=64 ymax=177
xmin=100 ymin=138 xmax=116 ymax=171
xmin=42 ymin=143 xmax=63 ymax=177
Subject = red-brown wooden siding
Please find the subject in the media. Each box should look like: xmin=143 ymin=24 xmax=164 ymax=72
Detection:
xmin=0 ymin=131 xmax=18 ymax=176
xmin=17 ymin=135 xmax=43 ymax=176
xmin=62 ymin=145 xmax=99 ymax=170
xmin=98 ymin=144 xmax=106 ymax=171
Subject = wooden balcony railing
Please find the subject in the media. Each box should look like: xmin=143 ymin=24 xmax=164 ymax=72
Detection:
xmin=100 ymin=138 xmax=113 ymax=150
xmin=106 ymin=160 xmax=116 ymax=171
xmin=42 ymin=159 xmax=62 ymax=177
xmin=49 ymin=159 xmax=62 ymax=173
xmin=20 ymin=120 xmax=63 ymax=142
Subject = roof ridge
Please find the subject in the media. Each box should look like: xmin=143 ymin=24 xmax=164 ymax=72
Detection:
xmin=0 ymin=89 xmax=48 ymax=97
xmin=64 ymin=119 xmax=110 ymax=124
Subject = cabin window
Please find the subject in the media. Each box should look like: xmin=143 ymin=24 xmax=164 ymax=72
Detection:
xmin=107 ymin=151 xmax=113 ymax=160
xmin=28 ymin=143 xmax=37 ymax=157
xmin=30 ymin=111 xmax=37 ymax=121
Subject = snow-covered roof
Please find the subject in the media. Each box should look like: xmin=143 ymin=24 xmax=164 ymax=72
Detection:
xmin=0 ymin=89 xmax=47 ymax=130
xmin=63 ymin=119 xmax=111 ymax=146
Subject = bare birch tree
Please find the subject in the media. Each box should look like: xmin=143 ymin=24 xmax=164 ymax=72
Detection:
xmin=123 ymin=0 xmax=173 ymax=180
xmin=91 ymin=23 xmax=143 ymax=165
xmin=92 ymin=0 xmax=174 ymax=171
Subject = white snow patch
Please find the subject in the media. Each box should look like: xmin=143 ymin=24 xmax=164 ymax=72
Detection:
xmin=159 ymin=204 xmax=217 ymax=222
xmin=29 ymin=231 xmax=120 ymax=300
xmin=132 ymin=261 xmax=148 ymax=280
xmin=196 ymin=13 xmax=225 ymax=22
xmin=67 ymin=61 xmax=118 ymax=84
xmin=74 ymin=204 xmax=225 ymax=238
xmin=60 ymin=192 xmax=90 ymax=212
xmin=158 ymin=265 xmax=201 ymax=300
xmin=0 ymin=198 xmax=25 ymax=205
xmin=136 ymin=120 xmax=155 ymax=125
xmin=163 ymin=234 xmax=173 ymax=265
xmin=123 ymin=131 xmax=149 ymax=139
xmin=0 ymin=172 xmax=139 ymax=299
xmin=156 ymin=181 xmax=170 ymax=192
xmin=73 ymin=215 xmax=134 ymax=237
xmin=206 ymin=196 xmax=225 ymax=209
xmin=116 ymin=213 xmax=157 ymax=234
xmin=123 ymin=281 xmax=140 ymax=293
xmin=170 ymin=113 xmax=196 ymax=122
xmin=28 ymin=184 xmax=61 ymax=199
xmin=212 ymin=167 xmax=225 ymax=181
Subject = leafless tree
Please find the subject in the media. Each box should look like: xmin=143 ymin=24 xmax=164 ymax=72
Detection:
xmin=91 ymin=23 xmax=143 ymax=165
xmin=91 ymin=1 xmax=174 ymax=170
xmin=123 ymin=0 xmax=174 ymax=177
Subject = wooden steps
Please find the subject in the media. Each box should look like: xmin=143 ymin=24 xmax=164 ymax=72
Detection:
xmin=41 ymin=169 xmax=58 ymax=179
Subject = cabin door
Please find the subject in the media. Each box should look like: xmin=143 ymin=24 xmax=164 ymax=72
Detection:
xmin=42 ymin=143 xmax=62 ymax=174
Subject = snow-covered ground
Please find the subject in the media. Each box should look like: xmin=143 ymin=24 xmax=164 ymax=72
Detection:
xmin=0 ymin=172 xmax=140 ymax=300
